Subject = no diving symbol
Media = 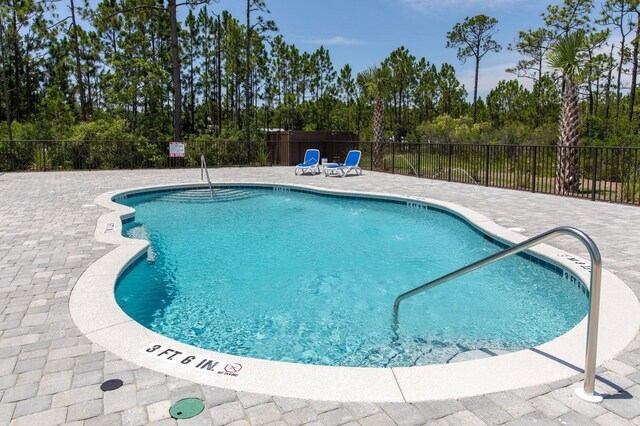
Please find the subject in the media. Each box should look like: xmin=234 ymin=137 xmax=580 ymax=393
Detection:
xmin=224 ymin=363 xmax=242 ymax=374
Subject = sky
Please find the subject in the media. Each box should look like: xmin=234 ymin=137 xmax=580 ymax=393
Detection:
xmin=214 ymin=0 xmax=566 ymax=99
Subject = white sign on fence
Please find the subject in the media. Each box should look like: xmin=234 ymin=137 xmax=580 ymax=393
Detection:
xmin=169 ymin=142 xmax=185 ymax=158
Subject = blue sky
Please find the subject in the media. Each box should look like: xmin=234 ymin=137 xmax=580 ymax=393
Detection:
xmin=215 ymin=0 xmax=564 ymax=98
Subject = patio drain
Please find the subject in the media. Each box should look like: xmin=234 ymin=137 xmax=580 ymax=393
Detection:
xmin=100 ymin=379 xmax=123 ymax=392
xmin=169 ymin=398 xmax=205 ymax=419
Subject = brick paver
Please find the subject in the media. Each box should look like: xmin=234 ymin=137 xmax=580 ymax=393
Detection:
xmin=1 ymin=168 xmax=640 ymax=425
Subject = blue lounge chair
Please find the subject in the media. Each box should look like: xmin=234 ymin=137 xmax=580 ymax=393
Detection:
xmin=294 ymin=149 xmax=320 ymax=175
xmin=324 ymin=150 xmax=363 ymax=177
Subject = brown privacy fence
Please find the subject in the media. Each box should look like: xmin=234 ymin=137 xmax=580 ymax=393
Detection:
xmin=1 ymin=139 xmax=639 ymax=206
xmin=266 ymin=130 xmax=359 ymax=166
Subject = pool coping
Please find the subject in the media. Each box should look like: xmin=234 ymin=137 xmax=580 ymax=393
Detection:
xmin=69 ymin=181 xmax=640 ymax=402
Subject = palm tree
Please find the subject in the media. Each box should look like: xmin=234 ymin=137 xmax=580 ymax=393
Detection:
xmin=358 ymin=66 xmax=389 ymax=169
xmin=547 ymin=31 xmax=585 ymax=193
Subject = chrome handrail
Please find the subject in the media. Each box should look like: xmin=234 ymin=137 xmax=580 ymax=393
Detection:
xmin=200 ymin=154 xmax=213 ymax=198
xmin=392 ymin=226 xmax=603 ymax=402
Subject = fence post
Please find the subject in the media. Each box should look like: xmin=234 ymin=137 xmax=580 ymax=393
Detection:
xmin=591 ymin=148 xmax=598 ymax=201
xmin=417 ymin=143 xmax=422 ymax=178
xmin=484 ymin=145 xmax=490 ymax=186
xmin=392 ymin=143 xmax=395 ymax=174
xmin=9 ymin=140 xmax=16 ymax=171
xmin=448 ymin=144 xmax=453 ymax=182
xmin=531 ymin=145 xmax=538 ymax=193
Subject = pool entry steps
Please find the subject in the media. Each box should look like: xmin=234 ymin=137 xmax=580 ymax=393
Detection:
xmin=393 ymin=226 xmax=603 ymax=403
xmin=155 ymin=188 xmax=258 ymax=203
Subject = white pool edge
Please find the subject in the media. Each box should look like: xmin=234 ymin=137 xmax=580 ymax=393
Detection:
xmin=69 ymin=181 xmax=640 ymax=402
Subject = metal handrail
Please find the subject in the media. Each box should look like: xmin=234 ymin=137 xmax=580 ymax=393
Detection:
xmin=200 ymin=155 xmax=213 ymax=198
xmin=392 ymin=226 xmax=603 ymax=402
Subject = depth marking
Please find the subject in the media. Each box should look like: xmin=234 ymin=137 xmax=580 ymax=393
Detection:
xmin=140 ymin=342 xmax=243 ymax=377
xmin=557 ymin=253 xmax=591 ymax=272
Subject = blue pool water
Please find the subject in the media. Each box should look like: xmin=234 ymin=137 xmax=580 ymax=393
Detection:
xmin=115 ymin=187 xmax=589 ymax=367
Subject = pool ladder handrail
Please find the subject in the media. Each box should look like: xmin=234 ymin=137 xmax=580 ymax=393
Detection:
xmin=200 ymin=154 xmax=214 ymax=198
xmin=392 ymin=226 xmax=603 ymax=403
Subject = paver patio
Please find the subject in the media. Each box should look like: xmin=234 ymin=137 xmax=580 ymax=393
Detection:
xmin=1 ymin=167 xmax=640 ymax=425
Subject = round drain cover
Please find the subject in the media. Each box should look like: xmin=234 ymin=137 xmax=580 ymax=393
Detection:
xmin=169 ymin=398 xmax=205 ymax=419
xmin=100 ymin=379 xmax=123 ymax=392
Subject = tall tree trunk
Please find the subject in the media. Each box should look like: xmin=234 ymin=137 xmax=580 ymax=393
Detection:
xmin=216 ymin=15 xmax=222 ymax=136
xmin=86 ymin=69 xmax=93 ymax=113
xmin=24 ymin=42 xmax=32 ymax=120
xmin=132 ymin=77 xmax=138 ymax=133
xmin=203 ymin=48 xmax=210 ymax=130
xmin=10 ymin=0 xmax=20 ymax=121
xmin=373 ymin=97 xmax=385 ymax=169
xmin=82 ymin=42 xmax=93 ymax=115
xmin=245 ymin=0 xmax=252 ymax=161
xmin=629 ymin=13 xmax=639 ymax=122
xmin=587 ymin=55 xmax=594 ymax=138
xmin=595 ymin=76 xmax=600 ymax=114
xmin=535 ymin=55 xmax=542 ymax=128
xmin=556 ymin=78 xmax=580 ymax=193
xmin=604 ymin=46 xmax=615 ymax=136
xmin=472 ymin=56 xmax=479 ymax=123
xmin=235 ymin=64 xmax=241 ymax=127
xmin=253 ymin=69 xmax=259 ymax=130
xmin=169 ymin=0 xmax=182 ymax=141
xmin=190 ymin=58 xmax=195 ymax=134
xmin=70 ymin=0 xmax=86 ymax=122
xmin=615 ymin=37 xmax=626 ymax=121
xmin=0 ymin=21 xmax=14 ymax=170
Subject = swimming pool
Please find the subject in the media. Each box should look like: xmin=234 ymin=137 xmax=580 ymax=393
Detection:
xmin=70 ymin=177 xmax=640 ymax=401
xmin=114 ymin=186 xmax=588 ymax=368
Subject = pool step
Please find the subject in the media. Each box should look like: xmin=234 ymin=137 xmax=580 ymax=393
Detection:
xmin=124 ymin=224 xmax=157 ymax=263
xmin=447 ymin=348 xmax=510 ymax=363
xmin=157 ymin=188 xmax=259 ymax=203
xmin=363 ymin=339 xmax=512 ymax=367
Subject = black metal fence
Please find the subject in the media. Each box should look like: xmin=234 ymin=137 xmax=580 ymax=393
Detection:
xmin=0 ymin=139 xmax=271 ymax=171
xmin=360 ymin=143 xmax=640 ymax=206
xmin=1 ymin=139 xmax=639 ymax=206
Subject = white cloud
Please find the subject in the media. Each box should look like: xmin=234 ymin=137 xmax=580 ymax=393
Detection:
xmin=401 ymin=0 xmax=520 ymax=15
xmin=307 ymin=36 xmax=364 ymax=46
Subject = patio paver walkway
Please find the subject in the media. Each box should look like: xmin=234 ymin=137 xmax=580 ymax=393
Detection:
xmin=1 ymin=167 xmax=640 ymax=425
